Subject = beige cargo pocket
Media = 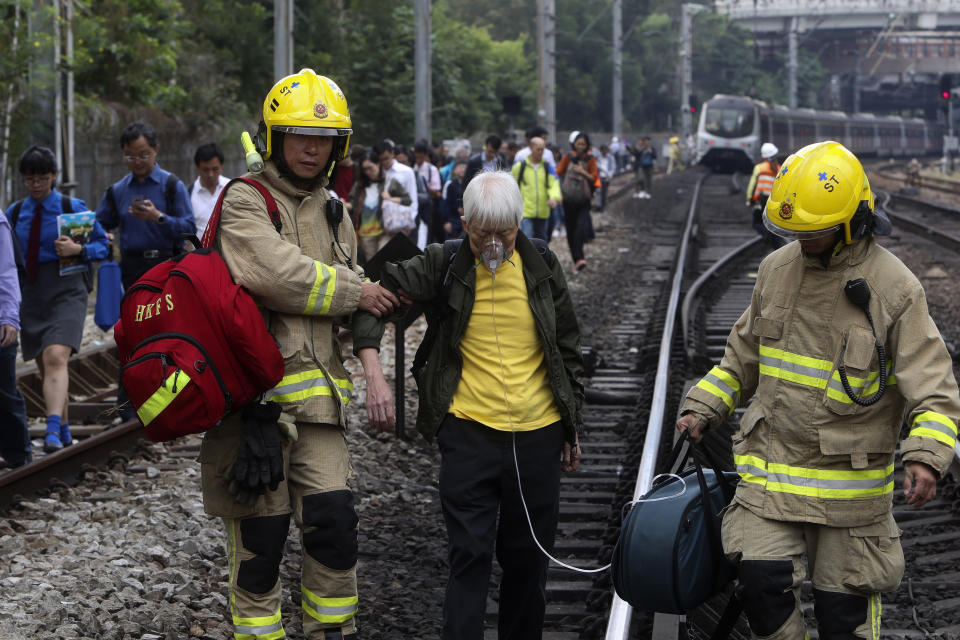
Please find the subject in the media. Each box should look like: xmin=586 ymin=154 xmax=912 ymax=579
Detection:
xmin=841 ymin=515 xmax=904 ymax=594
xmin=822 ymin=326 xmax=878 ymax=417
xmin=199 ymin=418 xmax=264 ymax=519
xmin=752 ymin=316 xmax=783 ymax=341
xmin=732 ymin=408 xmax=763 ymax=456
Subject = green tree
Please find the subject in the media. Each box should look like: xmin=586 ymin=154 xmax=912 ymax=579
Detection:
xmin=73 ymin=0 xmax=191 ymax=108
xmin=0 ymin=0 xmax=43 ymax=204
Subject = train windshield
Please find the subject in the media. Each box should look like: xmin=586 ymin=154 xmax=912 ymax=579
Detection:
xmin=704 ymin=106 xmax=754 ymax=138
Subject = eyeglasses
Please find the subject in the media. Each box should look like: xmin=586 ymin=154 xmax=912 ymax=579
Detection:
xmin=123 ymin=152 xmax=155 ymax=163
xmin=23 ymin=175 xmax=53 ymax=186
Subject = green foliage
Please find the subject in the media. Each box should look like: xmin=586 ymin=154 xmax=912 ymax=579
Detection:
xmin=73 ymin=0 xmax=190 ymax=108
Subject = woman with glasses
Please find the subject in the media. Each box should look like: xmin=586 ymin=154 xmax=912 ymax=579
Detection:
xmin=4 ymin=145 xmax=109 ymax=453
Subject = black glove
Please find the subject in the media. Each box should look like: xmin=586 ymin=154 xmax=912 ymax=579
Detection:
xmin=228 ymin=402 xmax=284 ymax=504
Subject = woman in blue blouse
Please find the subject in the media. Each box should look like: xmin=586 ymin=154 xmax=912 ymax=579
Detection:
xmin=6 ymin=146 xmax=109 ymax=453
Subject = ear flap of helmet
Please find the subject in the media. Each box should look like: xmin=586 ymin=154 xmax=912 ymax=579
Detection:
xmin=254 ymin=120 xmax=268 ymax=157
xmin=848 ymin=201 xmax=875 ymax=242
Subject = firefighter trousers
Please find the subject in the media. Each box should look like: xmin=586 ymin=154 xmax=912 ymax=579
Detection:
xmin=201 ymin=416 xmax=358 ymax=639
xmin=721 ymin=502 xmax=904 ymax=640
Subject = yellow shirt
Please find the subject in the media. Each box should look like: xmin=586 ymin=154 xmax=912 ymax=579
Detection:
xmin=449 ymin=251 xmax=562 ymax=431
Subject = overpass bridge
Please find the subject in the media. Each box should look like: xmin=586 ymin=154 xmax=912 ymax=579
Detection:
xmin=713 ymin=0 xmax=960 ymax=117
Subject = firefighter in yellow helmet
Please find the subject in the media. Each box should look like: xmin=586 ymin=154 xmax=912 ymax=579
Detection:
xmin=200 ymin=68 xmax=399 ymax=640
xmin=677 ymin=141 xmax=960 ymax=639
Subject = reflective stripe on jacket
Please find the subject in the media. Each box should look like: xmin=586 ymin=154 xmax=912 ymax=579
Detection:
xmin=682 ymin=238 xmax=960 ymax=527
xmin=215 ymin=161 xmax=364 ymax=426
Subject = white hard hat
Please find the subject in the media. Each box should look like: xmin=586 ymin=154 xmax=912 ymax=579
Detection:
xmin=611 ymin=136 xmax=619 ymax=143
xmin=761 ymin=143 xmax=778 ymax=159
xmin=569 ymin=130 xmax=581 ymax=145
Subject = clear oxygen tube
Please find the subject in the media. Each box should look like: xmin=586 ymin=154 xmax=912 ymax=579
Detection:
xmin=487 ymin=254 xmax=610 ymax=574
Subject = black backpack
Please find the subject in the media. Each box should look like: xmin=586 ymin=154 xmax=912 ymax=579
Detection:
xmin=414 ymin=170 xmax=432 ymax=226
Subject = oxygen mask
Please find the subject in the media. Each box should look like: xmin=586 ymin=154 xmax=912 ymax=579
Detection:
xmin=481 ymin=237 xmax=505 ymax=273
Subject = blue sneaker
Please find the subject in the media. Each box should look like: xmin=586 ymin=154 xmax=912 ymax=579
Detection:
xmin=60 ymin=422 xmax=72 ymax=446
xmin=43 ymin=430 xmax=63 ymax=453
xmin=43 ymin=415 xmax=63 ymax=453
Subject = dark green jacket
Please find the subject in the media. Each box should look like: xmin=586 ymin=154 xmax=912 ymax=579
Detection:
xmin=352 ymin=233 xmax=584 ymax=443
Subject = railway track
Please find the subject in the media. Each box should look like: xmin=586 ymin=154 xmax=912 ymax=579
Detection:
xmin=0 ymin=342 xmax=149 ymax=509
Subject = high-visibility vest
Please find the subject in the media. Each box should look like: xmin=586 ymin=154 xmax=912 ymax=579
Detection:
xmin=752 ymin=160 xmax=779 ymax=201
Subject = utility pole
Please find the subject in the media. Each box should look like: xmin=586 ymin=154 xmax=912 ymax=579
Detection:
xmin=537 ymin=0 xmax=556 ymax=143
xmin=787 ymin=17 xmax=798 ymax=109
xmin=680 ymin=4 xmax=705 ymax=140
xmin=53 ymin=0 xmax=61 ymax=179
xmin=274 ymin=0 xmax=294 ymax=81
xmin=612 ymin=0 xmax=622 ymax=139
xmin=414 ymin=0 xmax=431 ymax=144
xmin=64 ymin=0 xmax=76 ymax=196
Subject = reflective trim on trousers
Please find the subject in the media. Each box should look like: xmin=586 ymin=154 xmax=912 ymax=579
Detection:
xmin=735 ymin=454 xmax=895 ymax=498
xmin=908 ymin=410 xmax=958 ymax=448
xmin=233 ymin=612 xmax=284 ymax=640
xmin=870 ymin=593 xmax=882 ymax=640
xmin=137 ymin=369 xmax=192 ymax=426
xmin=304 ymin=261 xmax=338 ymax=316
xmin=301 ymin=586 xmax=358 ymax=624
xmin=264 ymin=369 xmax=353 ymax=405
xmin=695 ymin=366 xmax=741 ymax=411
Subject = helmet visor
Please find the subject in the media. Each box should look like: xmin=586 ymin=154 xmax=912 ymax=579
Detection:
xmin=762 ymin=207 xmax=840 ymax=240
xmin=273 ymin=125 xmax=352 ymax=137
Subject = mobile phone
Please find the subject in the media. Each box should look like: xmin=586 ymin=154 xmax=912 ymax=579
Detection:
xmin=131 ymin=194 xmax=145 ymax=206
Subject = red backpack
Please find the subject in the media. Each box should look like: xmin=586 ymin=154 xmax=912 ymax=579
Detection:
xmin=114 ymin=178 xmax=285 ymax=442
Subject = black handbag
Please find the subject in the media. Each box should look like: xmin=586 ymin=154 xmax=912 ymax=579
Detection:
xmin=612 ymin=432 xmax=739 ymax=615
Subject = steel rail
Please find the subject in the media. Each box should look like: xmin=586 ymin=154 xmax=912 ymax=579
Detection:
xmin=604 ymin=171 xmax=711 ymax=639
xmin=680 ymin=235 xmax=763 ymax=363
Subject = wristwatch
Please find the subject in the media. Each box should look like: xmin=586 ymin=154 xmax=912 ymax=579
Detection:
xmin=156 ymin=213 xmax=167 ymax=224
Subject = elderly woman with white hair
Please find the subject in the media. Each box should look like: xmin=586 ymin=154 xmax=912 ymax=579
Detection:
xmin=353 ymin=170 xmax=584 ymax=640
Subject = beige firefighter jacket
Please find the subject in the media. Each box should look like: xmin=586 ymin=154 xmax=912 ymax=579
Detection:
xmin=214 ymin=161 xmax=363 ymax=427
xmin=682 ymin=237 xmax=960 ymax=527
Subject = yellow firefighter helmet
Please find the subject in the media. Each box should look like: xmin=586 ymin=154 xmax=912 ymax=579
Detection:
xmin=255 ymin=68 xmax=352 ymax=175
xmin=763 ymin=141 xmax=874 ymax=244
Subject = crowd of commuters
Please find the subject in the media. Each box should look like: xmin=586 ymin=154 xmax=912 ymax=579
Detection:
xmin=0 ymin=122 xmax=669 ymax=470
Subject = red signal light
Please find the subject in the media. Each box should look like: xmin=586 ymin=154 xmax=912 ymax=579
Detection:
xmin=942 ymin=90 xmax=951 ymax=100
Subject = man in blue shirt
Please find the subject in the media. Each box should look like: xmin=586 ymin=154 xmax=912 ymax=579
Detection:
xmin=95 ymin=122 xmax=194 ymax=421
xmin=94 ymin=121 xmax=195 ymax=290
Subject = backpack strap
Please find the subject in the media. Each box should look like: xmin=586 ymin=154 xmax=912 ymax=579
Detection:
xmin=105 ymin=185 xmax=118 ymax=226
xmin=9 ymin=200 xmax=25 ymax=276
xmin=200 ymin=177 xmax=282 ymax=248
xmin=411 ymin=239 xmax=462 ymax=377
xmin=61 ymin=194 xmax=74 ymax=214
xmin=164 ymin=173 xmax=179 ymax=215
xmin=9 ymin=200 xmax=23 ymax=229
xmin=517 ymin=160 xmax=527 ymax=186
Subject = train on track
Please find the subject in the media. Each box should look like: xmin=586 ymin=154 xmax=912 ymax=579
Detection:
xmin=696 ymin=94 xmax=944 ymax=172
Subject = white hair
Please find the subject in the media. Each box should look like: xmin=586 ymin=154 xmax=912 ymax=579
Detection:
xmin=462 ymin=171 xmax=523 ymax=228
